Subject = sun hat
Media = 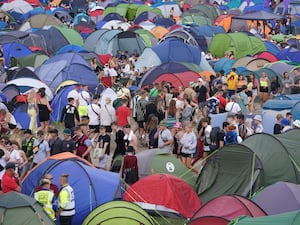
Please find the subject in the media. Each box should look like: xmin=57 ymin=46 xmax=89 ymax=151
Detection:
xmin=159 ymin=120 xmax=168 ymax=127
xmin=253 ymin=115 xmax=262 ymax=122
xmin=293 ymin=119 xmax=300 ymax=128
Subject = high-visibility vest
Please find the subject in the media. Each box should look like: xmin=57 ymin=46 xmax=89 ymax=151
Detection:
xmin=59 ymin=185 xmax=75 ymax=216
xmin=34 ymin=190 xmax=55 ymax=220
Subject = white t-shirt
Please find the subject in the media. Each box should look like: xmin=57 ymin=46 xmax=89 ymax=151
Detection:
xmin=225 ymin=102 xmax=241 ymax=114
xmin=9 ymin=149 xmax=20 ymax=163
xmin=87 ymin=103 xmax=101 ymax=125
xmin=79 ymin=91 xmax=90 ymax=106
xmin=203 ymin=125 xmax=212 ymax=151
xmin=158 ymin=129 xmax=173 ymax=153
xmin=67 ymin=90 xmax=79 ymax=106
xmin=109 ymin=68 xmax=118 ymax=77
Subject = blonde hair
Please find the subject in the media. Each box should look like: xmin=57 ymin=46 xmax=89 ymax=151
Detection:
xmin=28 ymin=89 xmax=36 ymax=102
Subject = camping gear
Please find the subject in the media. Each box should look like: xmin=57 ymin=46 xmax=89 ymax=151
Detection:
xmin=82 ymin=200 xmax=155 ymax=225
xmin=124 ymin=173 xmax=201 ymax=219
xmin=22 ymin=152 xmax=121 ymax=225
xmin=0 ymin=192 xmax=55 ymax=225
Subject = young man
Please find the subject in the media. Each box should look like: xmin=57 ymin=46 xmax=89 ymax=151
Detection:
xmin=48 ymin=129 xmax=63 ymax=156
xmin=87 ymin=95 xmax=101 ymax=133
xmin=97 ymin=126 xmax=111 ymax=170
xmin=155 ymin=120 xmax=173 ymax=153
xmin=32 ymin=130 xmax=50 ymax=168
xmin=73 ymin=126 xmax=92 ymax=162
xmin=116 ymin=98 xmax=131 ymax=128
xmin=60 ymin=97 xmax=80 ymax=132
xmin=61 ymin=128 xmax=76 ymax=154
xmin=2 ymin=162 xmax=21 ymax=193
xmin=21 ymin=129 xmax=35 ymax=173
xmin=78 ymin=84 xmax=90 ymax=117
xmin=57 ymin=174 xmax=75 ymax=225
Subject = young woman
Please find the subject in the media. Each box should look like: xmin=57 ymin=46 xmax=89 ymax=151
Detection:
xmin=258 ymin=72 xmax=270 ymax=107
xmin=270 ymin=75 xmax=281 ymax=98
xmin=37 ymin=88 xmax=52 ymax=133
xmin=27 ymin=89 xmax=38 ymax=132
xmin=282 ymin=72 xmax=293 ymax=95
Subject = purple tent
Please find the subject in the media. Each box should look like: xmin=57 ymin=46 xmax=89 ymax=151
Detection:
xmin=253 ymin=182 xmax=300 ymax=215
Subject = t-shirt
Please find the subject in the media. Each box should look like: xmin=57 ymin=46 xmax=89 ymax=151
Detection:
xmin=49 ymin=138 xmax=63 ymax=155
xmin=158 ymin=129 xmax=173 ymax=153
xmin=33 ymin=139 xmax=50 ymax=164
xmin=67 ymin=90 xmax=79 ymax=106
xmin=207 ymin=96 xmax=220 ymax=114
xmin=79 ymin=91 xmax=90 ymax=106
xmin=61 ymin=139 xmax=76 ymax=153
xmin=87 ymin=104 xmax=101 ymax=126
xmin=2 ymin=172 xmax=18 ymax=193
xmin=195 ymin=85 xmax=207 ymax=103
xmin=225 ymin=102 xmax=241 ymax=114
xmin=116 ymin=106 xmax=130 ymax=127
xmin=98 ymin=134 xmax=111 ymax=155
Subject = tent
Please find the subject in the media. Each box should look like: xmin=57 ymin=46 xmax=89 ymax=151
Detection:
xmin=84 ymin=29 xmax=146 ymax=55
xmin=253 ymin=182 xmax=300 ymax=215
xmin=228 ymin=210 xmax=300 ymax=225
xmin=152 ymin=2 xmax=182 ymax=18
xmin=7 ymin=67 xmax=40 ymax=81
xmin=12 ymin=53 xmax=49 ymax=68
xmin=160 ymin=29 xmax=199 ymax=47
xmin=82 ymin=200 xmax=155 ymax=225
xmin=276 ymin=47 xmax=300 ymax=64
xmin=2 ymin=42 xmax=32 ymax=68
xmin=1 ymin=83 xmax=20 ymax=103
xmin=19 ymin=14 xmax=63 ymax=32
xmin=124 ymin=173 xmax=201 ymax=219
xmin=35 ymin=52 xmax=98 ymax=92
xmin=188 ymin=216 xmax=230 ymax=225
xmin=0 ymin=192 xmax=55 ymax=225
xmin=135 ymin=149 xmax=197 ymax=188
xmin=22 ymin=152 xmax=121 ymax=225
xmin=232 ymin=10 xmax=284 ymax=21
xmin=138 ymin=62 xmax=200 ymax=89
xmin=254 ymin=51 xmax=277 ymax=62
xmin=196 ymin=133 xmax=299 ymax=203
xmin=191 ymin=195 xmax=266 ymax=222
xmin=232 ymin=56 xmax=270 ymax=71
xmin=7 ymin=77 xmax=53 ymax=101
xmin=1 ymin=0 xmax=33 ymax=15
xmin=209 ymin=32 xmax=266 ymax=59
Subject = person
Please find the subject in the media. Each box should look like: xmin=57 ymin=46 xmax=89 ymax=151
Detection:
xmin=90 ymin=57 xmax=101 ymax=74
xmin=73 ymin=126 xmax=92 ymax=162
xmin=180 ymin=122 xmax=197 ymax=173
xmin=274 ymin=113 xmax=283 ymax=134
xmin=236 ymin=75 xmax=246 ymax=93
xmin=282 ymin=72 xmax=293 ymax=95
xmin=100 ymin=97 xmax=116 ymax=133
xmin=34 ymin=178 xmax=57 ymax=221
xmin=36 ymin=173 xmax=59 ymax=197
xmin=259 ymin=72 xmax=270 ymax=107
xmin=27 ymin=89 xmax=38 ymax=132
xmin=0 ymin=148 xmax=9 ymax=192
xmin=61 ymin=128 xmax=76 ymax=153
xmin=226 ymin=68 xmax=238 ymax=97
xmin=12 ymin=141 xmax=27 ymax=177
xmin=292 ymin=119 xmax=300 ymax=129
xmin=111 ymin=122 xmax=126 ymax=159
xmin=57 ymin=174 xmax=75 ymax=225
xmin=32 ymin=130 xmax=50 ymax=168
xmin=225 ymin=95 xmax=241 ymax=114
xmin=6 ymin=141 xmax=21 ymax=173
xmin=155 ymin=120 xmax=173 ymax=153
xmin=145 ymin=114 xmax=158 ymax=149
xmin=199 ymin=117 xmax=212 ymax=163
xmin=78 ymin=84 xmax=90 ymax=117
xmin=116 ymin=98 xmax=131 ymax=127
xmin=48 ymin=129 xmax=63 ymax=155
xmin=224 ymin=124 xmax=239 ymax=145
xmin=172 ymin=122 xmax=184 ymax=158
xmin=135 ymin=90 xmax=148 ymax=141
xmin=254 ymin=115 xmax=264 ymax=133
xmin=0 ymin=109 xmax=9 ymax=135
xmin=67 ymin=84 xmax=80 ymax=108
xmin=1 ymin=162 xmax=21 ymax=193
xmin=96 ymin=126 xmax=111 ymax=170
xmin=291 ymin=68 xmax=300 ymax=94
xmin=123 ymin=124 xmax=138 ymax=153
xmin=121 ymin=146 xmax=139 ymax=186
xmin=21 ymin=129 xmax=35 ymax=178
xmin=10 ymin=125 xmax=22 ymax=148
xmin=60 ymin=97 xmax=80 ymax=133
xmin=87 ymin=95 xmax=101 ymax=133
xmin=195 ymin=78 xmax=208 ymax=112
xmin=206 ymin=91 xmax=220 ymax=115
xmin=270 ymin=75 xmax=281 ymax=98
xmin=37 ymin=88 xmax=52 ymax=133
xmin=236 ymin=114 xmax=248 ymax=140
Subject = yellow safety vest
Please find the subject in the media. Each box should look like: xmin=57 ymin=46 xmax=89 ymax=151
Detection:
xmin=34 ymin=190 xmax=55 ymax=220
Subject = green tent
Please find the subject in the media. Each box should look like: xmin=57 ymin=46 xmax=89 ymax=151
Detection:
xmin=126 ymin=4 xmax=140 ymax=21
xmin=82 ymin=200 xmax=155 ymax=225
xmin=104 ymin=3 xmax=129 ymax=17
xmin=0 ymin=192 xmax=55 ymax=225
xmin=229 ymin=211 xmax=300 ymax=225
xmin=209 ymin=32 xmax=266 ymax=59
xmin=136 ymin=149 xmax=197 ymax=189
xmin=135 ymin=5 xmax=162 ymax=18
xmin=196 ymin=144 xmax=259 ymax=203
xmin=277 ymin=129 xmax=300 ymax=172
xmin=54 ymin=25 xmax=84 ymax=46
xmin=134 ymin=29 xmax=157 ymax=47
xmin=196 ymin=133 xmax=299 ymax=203
xmin=180 ymin=15 xmax=212 ymax=26
xmin=11 ymin=53 xmax=49 ymax=68
xmin=187 ymin=4 xmax=219 ymax=21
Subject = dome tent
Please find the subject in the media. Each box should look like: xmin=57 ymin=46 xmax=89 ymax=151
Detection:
xmin=0 ymin=192 xmax=55 ymax=225
xmin=22 ymin=153 xmax=122 ymax=225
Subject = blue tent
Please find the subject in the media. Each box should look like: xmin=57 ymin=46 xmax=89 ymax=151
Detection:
xmin=154 ymin=17 xmax=175 ymax=28
xmin=50 ymin=85 xmax=74 ymax=122
xmin=2 ymin=42 xmax=32 ymax=67
xmin=264 ymin=40 xmax=281 ymax=56
xmin=133 ymin=11 xmax=161 ymax=25
xmin=263 ymin=99 xmax=299 ymax=111
xmin=213 ymin=58 xmax=236 ymax=73
xmin=189 ymin=25 xmax=225 ymax=38
xmin=35 ymin=53 xmax=98 ymax=92
xmin=13 ymin=103 xmax=39 ymax=129
xmin=291 ymin=101 xmax=300 ymax=120
xmin=152 ymin=39 xmax=201 ymax=65
xmin=102 ymin=12 xmax=124 ymax=22
xmin=277 ymin=47 xmax=300 ymax=64
xmin=22 ymin=153 xmax=121 ymax=225
xmin=56 ymin=44 xmax=87 ymax=55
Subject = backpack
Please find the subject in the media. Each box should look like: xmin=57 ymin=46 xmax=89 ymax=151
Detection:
xmin=209 ymin=126 xmax=221 ymax=151
xmin=225 ymin=131 xmax=238 ymax=144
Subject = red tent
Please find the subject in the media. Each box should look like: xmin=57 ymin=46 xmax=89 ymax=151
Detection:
xmin=124 ymin=173 xmax=201 ymax=219
xmin=188 ymin=216 xmax=229 ymax=225
xmin=254 ymin=51 xmax=278 ymax=62
xmin=154 ymin=71 xmax=200 ymax=88
xmin=191 ymin=195 xmax=266 ymax=221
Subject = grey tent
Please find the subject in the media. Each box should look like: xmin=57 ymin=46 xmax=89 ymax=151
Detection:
xmin=232 ymin=11 xmax=284 ymax=21
xmin=0 ymin=191 xmax=55 ymax=225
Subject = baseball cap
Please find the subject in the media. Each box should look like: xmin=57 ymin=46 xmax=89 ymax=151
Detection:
xmin=5 ymin=162 xmax=16 ymax=170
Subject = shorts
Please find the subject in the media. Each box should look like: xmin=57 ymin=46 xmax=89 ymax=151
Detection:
xmin=99 ymin=154 xmax=109 ymax=169
xmin=252 ymin=88 xmax=258 ymax=96
xmin=89 ymin=125 xmax=99 ymax=133
xmin=137 ymin=121 xmax=144 ymax=129
xmin=198 ymin=101 xmax=206 ymax=109
xmin=259 ymin=87 xmax=269 ymax=93
xmin=181 ymin=152 xmax=193 ymax=158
